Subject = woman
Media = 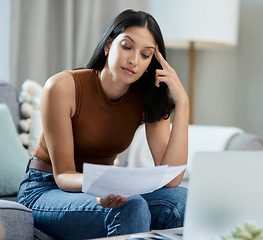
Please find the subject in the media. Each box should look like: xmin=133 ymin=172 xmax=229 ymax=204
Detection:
xmin=17 ymin=9 xmax=189 ymax=239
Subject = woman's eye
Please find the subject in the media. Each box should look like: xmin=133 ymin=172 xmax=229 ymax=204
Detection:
xmin=123 ymin=45 xmax=131 ymax=50
xmin=121 ymin=42 xmax=131 ymax=50
xmin=141 ymin=53 xmax=150 ymax=59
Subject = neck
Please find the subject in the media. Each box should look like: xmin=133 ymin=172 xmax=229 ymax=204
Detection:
xmin=99 ymin=68 xmax=130 ymax=101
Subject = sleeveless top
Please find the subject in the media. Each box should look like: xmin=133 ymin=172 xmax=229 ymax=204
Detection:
xmin=33 ymin=69 xmax=144 ymax=172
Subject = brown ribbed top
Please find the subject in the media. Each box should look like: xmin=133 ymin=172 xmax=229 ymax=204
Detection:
xmin=34 ymin=69 xmax=144 ymax=172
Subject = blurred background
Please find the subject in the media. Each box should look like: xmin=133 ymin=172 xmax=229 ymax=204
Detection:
xmin=0 ymin=0 xmax=262 ymax=137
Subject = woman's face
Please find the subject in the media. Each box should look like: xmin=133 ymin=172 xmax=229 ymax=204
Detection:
xmin=104 ymin=26 xmax=156 ymax=85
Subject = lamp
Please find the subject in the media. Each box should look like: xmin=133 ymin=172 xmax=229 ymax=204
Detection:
xmin=149 ymin=0 xmax=240 ymax=124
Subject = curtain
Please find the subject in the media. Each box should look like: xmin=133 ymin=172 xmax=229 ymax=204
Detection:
xmin=10 ymin=0 xmax=148 ymax=88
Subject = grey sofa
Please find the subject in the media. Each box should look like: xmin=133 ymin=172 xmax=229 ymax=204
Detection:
xmin=1 ymin=80 xmax=263 ymax=240
xmin=0 ymin=81 xmax=56 ymax=240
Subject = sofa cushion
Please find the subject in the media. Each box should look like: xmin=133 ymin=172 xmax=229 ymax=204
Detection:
xmin=0 ymin=200 xmax=34 ymax=240
xmin=0 ymin=103 xmax=28 ymax=196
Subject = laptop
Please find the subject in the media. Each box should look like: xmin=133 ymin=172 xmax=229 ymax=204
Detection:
xmin=154 ymin=151 xmax=263 ymax=240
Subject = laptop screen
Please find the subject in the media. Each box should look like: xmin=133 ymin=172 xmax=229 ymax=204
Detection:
xmin=183 ymin=151 xmax=263 ymax=240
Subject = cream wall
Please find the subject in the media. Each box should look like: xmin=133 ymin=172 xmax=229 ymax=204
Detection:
xmin=165 ymin=0 xmax=263 ymax=137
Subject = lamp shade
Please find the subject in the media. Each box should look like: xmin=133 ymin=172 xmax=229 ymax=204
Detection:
xmin=149 ymin=0 xmax=240 ymax=49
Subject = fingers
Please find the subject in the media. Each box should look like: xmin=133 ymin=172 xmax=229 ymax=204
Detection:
xmin=99 ymin=194 xmax=114 ymax=207
xmin=96 ymin=197 xmax=101 ymax=205
xmin=155 ymin=46 xmax=188 ymax=102
xmin=154 ymin=46 xmax=170 ymax=69
xmin=97 ymin=195 xmax=127 ymax=208
xmin=155 ymin=69 xmax=166 ymax=87
xmin=154 ymin=46 xmax=173 ymax=88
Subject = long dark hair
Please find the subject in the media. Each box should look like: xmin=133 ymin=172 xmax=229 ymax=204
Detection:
xmin=83 ymin=9 xmax=174 ymax=123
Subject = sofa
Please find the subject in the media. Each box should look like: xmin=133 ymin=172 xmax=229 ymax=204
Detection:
xmin=0 ymin=81 xmax=57 ymax=240
xmin=1 ymin=80 xmax=263 ymax=240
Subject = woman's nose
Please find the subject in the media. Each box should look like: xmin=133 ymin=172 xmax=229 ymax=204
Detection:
xmin=128 ymin=52 xmax=138 ymax=67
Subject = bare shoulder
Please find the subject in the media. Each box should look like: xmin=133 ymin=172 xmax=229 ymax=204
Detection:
xmin=42 ymin=71 xmax=76 ymax=116
xmin=44 ymin=71 xmax=75 ymax=95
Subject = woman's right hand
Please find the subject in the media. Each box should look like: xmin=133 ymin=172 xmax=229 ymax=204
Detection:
xmin=97 ymin=194 xmax=127 ymax=208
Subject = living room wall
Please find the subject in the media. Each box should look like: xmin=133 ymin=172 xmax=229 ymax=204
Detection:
xmin=8 ymin=0 xmax=149 ymax=89
xmin=2 ymin=0 xmax=262 ymax=137
xmin=165 ymin=0 xmax=263 ymax=137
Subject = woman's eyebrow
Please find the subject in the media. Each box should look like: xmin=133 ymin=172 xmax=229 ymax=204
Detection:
xmin=124 ymin=35 xmax=135 ymax=43
xmin=124 ymin=35 xmax=156 ymax=50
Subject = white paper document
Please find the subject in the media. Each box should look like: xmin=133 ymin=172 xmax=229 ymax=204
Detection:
xmin=82 ymin=163 xmax=186 ymax=198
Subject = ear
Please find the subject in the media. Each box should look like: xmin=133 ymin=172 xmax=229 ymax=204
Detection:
xmin=104 ymin=38 xmax=112 ymax=54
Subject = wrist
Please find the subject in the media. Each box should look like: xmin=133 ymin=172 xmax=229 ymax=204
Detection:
xmin=174 ymin=96 xmax=189 ymax=109
xmin=173 ymin=98 xmax=189 ymax=123
xmin=172 ymin=92 xmax=189 ymax=105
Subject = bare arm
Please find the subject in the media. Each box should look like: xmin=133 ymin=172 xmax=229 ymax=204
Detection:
xmin=40 ymin=72 xmax=83 ymax=192
xmin=146 ymin=47 xmax=189 ymax=188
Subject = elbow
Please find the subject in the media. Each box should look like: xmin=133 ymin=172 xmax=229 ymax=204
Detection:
xmin=165 ymin=180 xmax=181 ymax=188
xmin=165 ymin=171 xmax=185 ymax=188
xmin=54 ymin=172 xmax=83 ymax=192
xmin=54 ymin=174 xmax=70 ymax=192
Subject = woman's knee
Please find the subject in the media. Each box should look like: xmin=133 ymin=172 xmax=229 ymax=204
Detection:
xmin=169 ymin=187 xmax=188 ymax=216
xmin=143 ymin=187 xmax=188 ymax=229
xmin=106 ymin=195 xmax=151 ymax=236
xmin=160 ymin=187 xmax=188 ymax=225
xmin=125 ymin=195 xmax=152 ymax=220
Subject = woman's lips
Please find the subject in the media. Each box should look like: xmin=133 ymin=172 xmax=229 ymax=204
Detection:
xmin=121 ymin=67 xmax=136 ymax=75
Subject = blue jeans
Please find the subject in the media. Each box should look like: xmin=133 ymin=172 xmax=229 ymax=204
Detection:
xmin=17 ymin=166 xmax=187 ymax=240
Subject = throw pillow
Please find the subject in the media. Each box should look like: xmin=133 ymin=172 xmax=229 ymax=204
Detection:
xmin=0 ymin=103 xmax=29 ymax=196
xmin=18 ymin=79 xmax=43 ymax=149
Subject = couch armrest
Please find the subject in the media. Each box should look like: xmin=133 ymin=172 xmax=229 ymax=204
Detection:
xmin=0 ymin=200 xmax=34 ymax=240
xmin=226 ymin=133 xmax=263 ymax=151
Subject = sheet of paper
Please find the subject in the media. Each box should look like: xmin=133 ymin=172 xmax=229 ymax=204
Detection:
xmin=82 ymin=163 xmax=186 ymax=198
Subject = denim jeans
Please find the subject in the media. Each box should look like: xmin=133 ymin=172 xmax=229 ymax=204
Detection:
xmin=17 ymin=165 xmax=187 ymax=240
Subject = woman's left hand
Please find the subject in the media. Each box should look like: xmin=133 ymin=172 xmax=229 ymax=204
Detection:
xmin=154 ymin=46 xmax=189 ymax=104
